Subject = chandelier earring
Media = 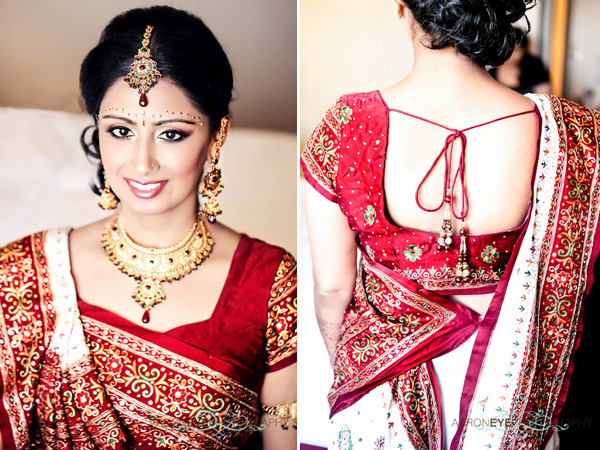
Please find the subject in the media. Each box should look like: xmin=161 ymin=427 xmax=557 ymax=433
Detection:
xmin=99 ymin=177 xmax=118 ymax=210
xmin=201 ymin=117 xmax=228 ymax=223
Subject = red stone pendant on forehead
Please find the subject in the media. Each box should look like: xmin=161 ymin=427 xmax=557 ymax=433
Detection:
xmin=124 ymin=25 xmax=162 ymax=107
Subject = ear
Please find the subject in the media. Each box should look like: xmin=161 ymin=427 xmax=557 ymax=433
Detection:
xmin=208 ymin=116 xmax=231 ymax=162
xmin=394 ymin=0 xmax=407 ymax=19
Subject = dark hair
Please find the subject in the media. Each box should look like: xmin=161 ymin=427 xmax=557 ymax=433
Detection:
xmin=79 ymin=6 xmax=233 ymax=195
xmin=403 ymin=0 xmax=536 ymax=67
xmin=515 ymin=27 xmax=529 ymax=49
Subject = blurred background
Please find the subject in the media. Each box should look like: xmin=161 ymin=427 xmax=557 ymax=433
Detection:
xmin=0 ymin=0 xmax=296 ymax=132
xmin=299 ymin=0 xmax=599 ymax=449
xmin=0 ymin=0 xmax=297 ymax=253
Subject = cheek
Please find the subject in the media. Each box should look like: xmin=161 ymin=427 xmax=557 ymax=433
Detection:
xmin=165 ymin=146 xmax=208 ymax=180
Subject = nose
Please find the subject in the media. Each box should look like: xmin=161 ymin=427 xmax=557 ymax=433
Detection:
xmin=130 ymin=137 xmax=158 ymax=174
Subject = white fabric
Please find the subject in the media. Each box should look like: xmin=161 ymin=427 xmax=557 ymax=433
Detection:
xmin=458 ymin=94 xmax=558 ymax=449
xmin=44 ymin=228 xmax=89 ymax=370
xmin=329 ymin=382 xmax=413 ymax=450
xmin=431 ymin=333 xmax=478 ymax=449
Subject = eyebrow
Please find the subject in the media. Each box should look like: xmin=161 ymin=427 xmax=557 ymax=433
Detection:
xmin=99 ymin=114 xmax=197 ymax=126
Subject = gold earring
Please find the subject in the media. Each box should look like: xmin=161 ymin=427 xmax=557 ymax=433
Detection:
xmin=99 ymin=179 xmax=118 ymax=210
xmin=201 ymin=118 xmax=228 ymax=223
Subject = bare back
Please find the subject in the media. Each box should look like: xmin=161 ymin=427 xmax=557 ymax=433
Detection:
xmin=380 ymin=79 xmax=539 ymax=313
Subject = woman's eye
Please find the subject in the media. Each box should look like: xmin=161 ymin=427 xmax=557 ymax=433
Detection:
xmin=107 ymin=126 xmax=134 ymax=139
xmin=159 ymin=130 xmax=188 ymax=142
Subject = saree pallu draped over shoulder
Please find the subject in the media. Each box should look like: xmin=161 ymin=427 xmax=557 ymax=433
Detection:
xmin=0 ymin=230 xmax=296 ymax=449
xmin=325 ymin=95 xmax=600 ymax=450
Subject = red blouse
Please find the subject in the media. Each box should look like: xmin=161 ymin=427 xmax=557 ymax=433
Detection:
xmin=301 ymin=90 xmax=538 ymax=295
xmin=78 ymin=234 xmax=297 ymax=393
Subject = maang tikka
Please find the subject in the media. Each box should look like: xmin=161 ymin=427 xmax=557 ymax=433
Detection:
xmin=124 ymin=25 xmax=162 ymax=107
xmin=201 ymin=118 xmax=228 ymax=223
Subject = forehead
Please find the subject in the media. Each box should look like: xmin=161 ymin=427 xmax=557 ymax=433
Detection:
xmin=100 ymin=79 xmax=200 ymax=117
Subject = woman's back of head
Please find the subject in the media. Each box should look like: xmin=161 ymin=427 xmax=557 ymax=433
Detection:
xmin=402 ymin=0 xmax=536 ymax=67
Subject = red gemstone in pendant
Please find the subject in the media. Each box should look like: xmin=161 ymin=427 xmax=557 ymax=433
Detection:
xmin=139 ymin=92 xmax=148 ymax=107
xmin=142 ymin=309 xmax=150 ymax=323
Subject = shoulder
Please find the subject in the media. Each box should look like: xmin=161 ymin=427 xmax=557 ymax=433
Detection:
xmin=329 ymin=91 xmax=387 ymax=126
xmin=0 ymin=233 xmax=38 ymax=271
xmin=237 ymin=234 xmax=295 ymax=269
xmin=530 ymin=94 xmax=600 ymax=124
xmin=315 ymin=91 xmax=387 ymax=129
xmin=231 ymin=235 xmax=296 ymax=300
xmin=0 ymin=230 xmax=57 ymax=271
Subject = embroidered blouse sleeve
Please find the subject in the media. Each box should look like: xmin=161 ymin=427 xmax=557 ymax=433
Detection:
xmin=265 ymin=252 xmax=297 ymax=372
xmin=300 ymin=97 xmax=346 ymax=202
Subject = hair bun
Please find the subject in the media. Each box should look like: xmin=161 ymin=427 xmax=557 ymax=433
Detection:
xmin=404 ymin=0 xmax=536 ymax=67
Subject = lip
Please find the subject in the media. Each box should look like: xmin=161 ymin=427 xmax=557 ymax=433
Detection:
xmin=125 ymin=178 xmax=168 ymax=199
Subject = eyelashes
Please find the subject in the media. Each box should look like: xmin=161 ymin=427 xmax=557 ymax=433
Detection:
xmin=107 ymin=126 xmax=134 ymax=139
xmin=159 ymin=130 xmax=190 ymax=142
xmin=105 ymin=126 xmax=190 ymax=142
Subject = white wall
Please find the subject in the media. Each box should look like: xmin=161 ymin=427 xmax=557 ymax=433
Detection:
xmin=0 ymin=0 xmax=296 ymax=132
xmin=564 ymin=0 xmax=600 ymax=108
xmin=300 ymin=0 xmax=544 ymax=148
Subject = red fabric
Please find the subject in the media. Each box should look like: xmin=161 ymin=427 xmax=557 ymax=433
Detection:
xmin=77 ymin=234 xmax=295 ymax=393
xmin=0 ymin=233 xmax=296 ymax=449
xmin=304 ymin=93 xmax=600 ymax=449
xmin=301 ymin=91 xmax=536 ymax=295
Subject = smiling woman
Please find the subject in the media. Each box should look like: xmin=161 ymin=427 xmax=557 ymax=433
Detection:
xmin=0 ymin=6 xmax=296 ymax=450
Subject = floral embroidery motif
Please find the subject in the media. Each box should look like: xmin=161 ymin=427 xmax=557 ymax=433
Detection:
xmin=266 ymin=252 xmax=298 ymax=367
xmin=403 ymin=245 xmax=423 ymax=262
xmin=339 ymin=105 xmax=353 ymax=124
xmin=366 ymin=245 xmax=375 ymax=261
xmin=0 ymin=234 xmax=56 ymax=449
xmin=338 ymin=424 xmax=354 ymax=449
xmin=364 ymin=205 xmax=376 ymax=226
xmin=301 ymin=98 xmax=344 ymax=199
xmin=480 ymin=245 xmax=500 ymax=264
xmin=82 ymin=318 xmax=262 ymax=448
xmin=501 ymin=97 xmax=600 ymax=448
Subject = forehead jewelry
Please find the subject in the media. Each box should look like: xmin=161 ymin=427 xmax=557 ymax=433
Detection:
xmin=124 ymin=25 xmax=162 ymax=107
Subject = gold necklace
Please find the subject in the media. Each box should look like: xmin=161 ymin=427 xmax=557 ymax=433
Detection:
xmin=101 ymin=214 xmax=214 ymax=323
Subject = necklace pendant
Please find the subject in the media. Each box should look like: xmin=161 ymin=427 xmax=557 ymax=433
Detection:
xmin=102 ymin=213 xmax=214 ymax=325
xmin=134 ymin=278 xmax=166 ymax=312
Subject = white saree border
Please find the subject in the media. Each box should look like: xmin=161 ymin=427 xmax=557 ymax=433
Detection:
xmin=458 ymin=94 xmax=560 ymax=449
xmin=44 ymin=228 xmax=89 ymax=370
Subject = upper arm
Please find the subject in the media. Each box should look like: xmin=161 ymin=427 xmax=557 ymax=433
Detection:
xmin=302 ymin=98 xmax=357 ymax=298
xmin=300 ymin=98 xmax=344 ymax=202
xmin=305 ymin=184 xmax=357 ymax=298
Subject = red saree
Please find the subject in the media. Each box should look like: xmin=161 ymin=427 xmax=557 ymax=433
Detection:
xmin=0 ymin=231 xmax=296 ymax=449
xmin=301 ymin=92 xmax=600 ymax=449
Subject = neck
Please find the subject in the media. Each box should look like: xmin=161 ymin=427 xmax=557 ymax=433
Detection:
xmin=116 ymin=203 xmax=200 ymax=248
xmin=406 ymin=44 xmax=491 ymax=93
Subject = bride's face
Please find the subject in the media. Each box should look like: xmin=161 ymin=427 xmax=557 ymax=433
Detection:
xmin=97 ymin=79 xmax=216 ymax=218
